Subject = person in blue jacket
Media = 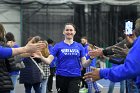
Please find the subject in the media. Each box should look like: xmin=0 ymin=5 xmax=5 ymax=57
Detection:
xmin=84 ymin=32 xmax=139 ymax=80
xmin=83 ymin=19 xmax=140 ymax=85
xmin=33 ymin=23 xmax=94 ymax=93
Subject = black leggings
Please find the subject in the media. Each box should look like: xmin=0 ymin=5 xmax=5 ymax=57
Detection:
xmin=56 ymin=75 xmax=81 ymax=93
xmin=47 ymin=67 xmax=56 ymax=91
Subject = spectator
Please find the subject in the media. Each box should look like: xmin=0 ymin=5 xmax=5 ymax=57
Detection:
xmin=40 ymin=40 xmax=50 ymax=93
xmin=0 ymin=23 xmax=45 ymax=93
xmin=5 ymin=32 xmax=20 ymax=93
xmin=19 ymin=36 xmax=44 ymax=93
xmin=47 ymin=39 xmax=57 ymax=92
xmin=80 ymin=36 xmax=88 ymax=89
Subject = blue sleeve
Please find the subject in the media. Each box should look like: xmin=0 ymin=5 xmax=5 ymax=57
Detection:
xmin=90 ymin=58 xmax=96 ymax=67
xmin=0 ymin=47 xmax=12 ymax=58
xmin=48 ymin=45 xmax=53 ymax=53
xmin=79 ymin=43 xmax=85 ymax=58
xmin=100 ymin=37 xmax=140 ymax=82
xmin=50 ymin=44 xmax=59 ymax=57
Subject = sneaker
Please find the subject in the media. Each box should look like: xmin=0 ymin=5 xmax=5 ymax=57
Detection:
xmin=79 ymin=88 xmax=88 ymax=93
xmin=80 ymin=88 xmax=86 ymax=90
xmin=48 ymin=89 xmax=53 ymax=92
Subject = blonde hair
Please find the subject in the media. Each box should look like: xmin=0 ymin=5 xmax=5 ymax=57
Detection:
xmin=41 ymin=40 xmax=50 ymax=58
xmin=88 ymin=43 xmax=96 ymax=50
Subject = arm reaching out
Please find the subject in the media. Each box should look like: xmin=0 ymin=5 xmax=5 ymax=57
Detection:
xmin=33 ymin=51 xmax=54 ymax=65
xmin=12 ymin=37 xmax=45 ymax=56
xmin=83 ymin=67 xmax=101 ymax=82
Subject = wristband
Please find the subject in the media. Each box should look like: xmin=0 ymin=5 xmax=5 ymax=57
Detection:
xmin=89 ymin=57 xmax=94 ymax=60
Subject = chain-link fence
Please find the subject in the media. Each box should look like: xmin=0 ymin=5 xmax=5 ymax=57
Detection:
xmin=22 ymin=3 xmax=139 ymax=47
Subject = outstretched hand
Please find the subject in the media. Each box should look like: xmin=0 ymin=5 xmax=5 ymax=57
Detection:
xmin=83 ymin=67 xmax=101 ymax=82
xmin=24 ymin=37 xmax=46 ymax=53
xmin=88 ymin=48 xmax=103 ymax=57
xmin=111 ymin=45 xmax=129 ymax=57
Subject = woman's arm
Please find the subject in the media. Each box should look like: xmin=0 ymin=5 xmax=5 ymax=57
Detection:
xmin=40 ymin=55 xmax=54 ymax=65
xmin=33 ymin=51 xmax=54 ymax=65
xmin=12 ymin=41 xmax=45 ymax=56
xmin=81 ymin=56 xmax=93 ymax=68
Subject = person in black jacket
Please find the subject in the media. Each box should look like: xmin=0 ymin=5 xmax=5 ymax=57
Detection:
xmin=0 ymin=23 xmax=45 ymax=93
xmin=0 ymin=24 xmax=13 ymax=93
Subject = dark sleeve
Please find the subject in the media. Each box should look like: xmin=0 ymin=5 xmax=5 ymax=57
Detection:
xmin=100 ymin=37 xmax=140 ymax=82
xmin=102 ymin=49 xmax=114 ymax=56
xmin=103 ymin=39 xmax=130 ymax=56
xmin=106 ymin=39 xmax=128 ymax=50
xmin=109 ymin=58 xmax=124 ymax=65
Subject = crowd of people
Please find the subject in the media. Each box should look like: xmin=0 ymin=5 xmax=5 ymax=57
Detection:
xmin=0 ymin=17 xmax=140 ymax=93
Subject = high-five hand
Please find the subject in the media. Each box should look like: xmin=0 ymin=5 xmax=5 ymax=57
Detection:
xmin=83 ymin=67 xmax=101 ymax=82
xmin=88 ymin=48 xmax=103 ymax=57
xmin=24 ymin=37 xmax=46 ymax=53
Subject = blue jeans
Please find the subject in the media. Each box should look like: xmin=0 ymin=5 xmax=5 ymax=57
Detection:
xmin=108 ymin=80 xmax=125 ymax=93
xmin=24 ymin=83 xmax=41 ymax=93
xmin=10 ymin=75 xmax=19 ymax=93
xmin=126 ymin=79 xmax=139 ymax=93
xmin=40 ymin=79 xmax=48 ymax=93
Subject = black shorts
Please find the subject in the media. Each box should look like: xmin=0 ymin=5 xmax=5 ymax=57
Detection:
xmin=56 ymin=75 xmax=81 ymax=93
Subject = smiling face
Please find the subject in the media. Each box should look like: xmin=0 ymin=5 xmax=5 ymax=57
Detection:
xmin=63 ymin=24 xmax=76 ymax=40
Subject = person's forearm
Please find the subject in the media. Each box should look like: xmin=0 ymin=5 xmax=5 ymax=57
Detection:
xmin=103 ymin=39 xmax=130 ymax=56
xmin=100 ymin=68 xmax=110 ymax=79
xmin=40 ymin=55 xmax=53 ymax=65
xmin=82 ymin=57 xmax=92 ymax=68
xmin=101 ymin=65 xmax=139 ymax=82
xmin=12 ymin=47 xmax=27 ymax=56
xmin=100 ymin=55 xmax=140 ymax=82
xmin=103 ymin=39 xmax=127 ymax=56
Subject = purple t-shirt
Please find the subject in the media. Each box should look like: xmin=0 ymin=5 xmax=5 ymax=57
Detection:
xmin=51 ymin=41 xmax=85 ymax=77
